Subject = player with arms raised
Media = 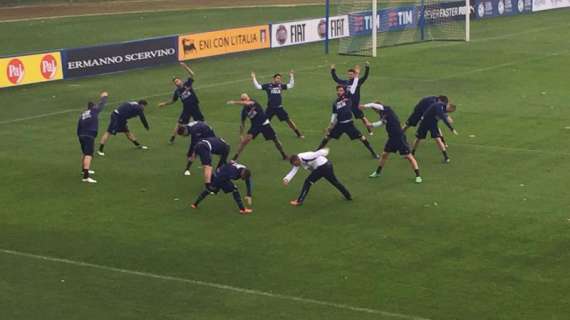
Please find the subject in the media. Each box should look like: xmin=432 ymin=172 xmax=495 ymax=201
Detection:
xmin=76 ymin=91 xmax=108 ymax=183
xmin=251 ymin=70 xmax=304 ymax=138
xmin=159 ymin=62 xmax=205 ymax=144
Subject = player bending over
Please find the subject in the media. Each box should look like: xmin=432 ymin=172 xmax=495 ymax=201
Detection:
xmin=283 ymin=148 xmax=352 ymax=206
xmin=361 ymin=102 xmax=422 ymax=183
xmin=402 ymin=95 xmax=450 ymax=147
xmin=158 ymin=62 xmax=205 ymax=144
xmin=227 ymin=94 xmax=287 ymax=161
xmin=252 ymin=70 xmax=304 ymax=138
xmin=187 ymin=137 xmax=231 ymax=185
xmin=412 ymin=102 xmax=458 ymax=163
xmin=315 ymin=84 xmax=379 ymax=159
xmin=177 ymin=121 xmax=218 ymax=175
xmin=191 ymin=161 xmax=253 ymax=215
xmin=331 ymin=62 xmax=373 ymax=134
xmin=76 ymin=91 xmax=108 ymax=183
xmin=97 ymin=99 xmax=149 ymax=156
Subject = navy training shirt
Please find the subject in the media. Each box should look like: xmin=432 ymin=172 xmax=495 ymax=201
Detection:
xmin=414 ymin=96 xmax=438 ymax=115
xmin=241 ymin=101 xmax=269 ymax=128
xmin=422 ymin=102 xmax=454 ymax=130
xmin=332 ymin=96 xmax=353 ymax=123
xmin=77 ymin=96 xmax=108 ymax=137
xmin=173 ymin=78 xmax=199 ymax=107
xmin=377 ymin=106 xmax=404 ymax=138
xmin=186 ymin=122 xmax=216 ymax=155
xmin=213 ymin=162 xmax=252 ymax=196
xmin=331 ymin=65 xmax=369 ymax=105
xmin=261 ymin=83 xmax=288 ymax=108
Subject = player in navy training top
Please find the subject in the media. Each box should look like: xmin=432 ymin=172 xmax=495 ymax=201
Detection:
xmin=159 ymin=62 xmax=205 ymax=144
xmin=76 ymin=91 xmax=108 ymax=183
xmin=97 ymin=100 xmax=150 ymax=156
xmin=412 ymin=102 xmax=458 ymax=163
xmin=315 ymin=84 xmax=379 ymax=159
xmin=227 ymin=93 xmax=288 ymax=161
xmin=360 ymin=102 xmax=422 ymax=183
xmin=331 ymin=61 xmax=373 ymax=134
xmin=402 ymin=95 xmax=451 ymax=147
xmin=191 ymin=161 xmax=253 ymax=215
xmin=251 ymin=70 xmax=304 ymax=138
xmin=176 ymin=121 xmax=227 ymax=178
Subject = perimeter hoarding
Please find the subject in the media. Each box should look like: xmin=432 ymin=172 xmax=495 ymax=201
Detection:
xmin=179 ymin=25 xmax=270 ymax=61
xmin=475 ymin=0 xmax=532 ymax=18
xmin=532 ymin=0 xmax=570 ymax=11
xmin=0 ymin=52 xmax=63 ymax=88
xmin=62 ymin=36 xmax=178 ymax=79
xmin=271 ymin=15 xmax=349 ymax=48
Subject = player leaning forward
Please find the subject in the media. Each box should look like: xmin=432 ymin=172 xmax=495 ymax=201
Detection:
xmin=97 ymin=99 xmax=150 ymax=156
xmin=77 ymin=91 xmax=108 ymax=183
xmin=361 ymin=102 xmax=422 ymax=183
xmin=283 ymin=148 xmax=352 ymax=206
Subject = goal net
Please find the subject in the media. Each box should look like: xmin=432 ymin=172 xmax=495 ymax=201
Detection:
xmin=334 ymin=0 xmax=470 ymax=56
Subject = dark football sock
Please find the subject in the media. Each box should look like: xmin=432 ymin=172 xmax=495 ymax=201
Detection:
xmin=132 ymin=140 xmax=141 ymax=147
xmin=82 ymin=169 xmax=89 ymax=179
xmin=361 ymin=139 xmax=376 ymax=155
xmin=99 ymin=144 xmax=105 ymax=152
xmin=232 ymin=190 xmax=245 ymax=210
xmin=194 ymin=190 xmax=210 ymax=207
xmin=169 ymin=136 xmax=176 ymax=143
xmin=274 ymin=140 xmax=287 ymax=159
xmin=185 ymin=160 xmax=193 ymax=171
xmin=376 ymin=166 xmax=383 ymax=174
xmin=442 ymin=150 xmax=449 ymax=160
xmin=414 ymin=169 xmax=420 ymax=177
xmin=316 ymin=138 xmax=329 ymax=151
xmin=294 ymin=128 xmax=302 ymax=137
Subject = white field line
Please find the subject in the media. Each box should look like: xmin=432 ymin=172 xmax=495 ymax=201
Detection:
xmin=0 ymin=3 xmax=322 ymax=23
xmin=0 ymin=248 xmax=430 ymax=320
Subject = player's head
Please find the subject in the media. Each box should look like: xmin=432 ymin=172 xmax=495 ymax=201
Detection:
xmin=446 ymin=103 xmax=457 ymax=113
xmin=437 ymin=95 xmax=449 ymax=104
xmin=240 ymin=93 xmax=250 ymax=102
xmin=272 ymin=73 xmax=282 ymax=84
xmin=289 ymin=154 xmax=301 ymax=167
xmin=336 ymin=85 xmax=346 ymax=97
xmin=87 ymin=101 xmax=95 ymax=110
xmin=240 ymin=168 xmax=251 ymax=180
xmin=177 ymin=125 xmax=189 ymax=136
xmin=138 ymin=100 xmax=148 ymax=107
xmin=347 ymin=68 xmax=356 ymax=79
xmin=173 ymin=77 xmax=183 ymax=87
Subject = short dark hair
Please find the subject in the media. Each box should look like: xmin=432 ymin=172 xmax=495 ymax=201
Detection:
xmin=289 ymin=154 xmax=300 ymax=165
xmin=437 ymin=95 xmax=449 ymax=104
xmin=336 ymin=85 xmax=345 ymax=91
xmin=176 ymin=126 xmax=187 ymax=136
xmin=138 ymin=100 xmax=148 ymax=106
xmin=273 ymin=73 xmax=282 ymax=79
xmin=241 ymin=168 xmax=251 ymax=180
xmin=87 ymin=101 xmax=95 ymax=109
xmin=347 ymin=68 xmax=356 ymax=73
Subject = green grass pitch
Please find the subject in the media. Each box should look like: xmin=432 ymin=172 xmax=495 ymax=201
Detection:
xmin=1 ymin=6 xmax=570 ymax=320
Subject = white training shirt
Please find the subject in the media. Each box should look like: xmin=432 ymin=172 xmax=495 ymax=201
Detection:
xmin=283 ymin=149 xmax=329 ymax=183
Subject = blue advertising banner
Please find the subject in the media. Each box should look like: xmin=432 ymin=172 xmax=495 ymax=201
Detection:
xmin=474 ymin=0 xmax=532 ymax=18
xmin=349 ymin=6 xmax=418 ymax=36
xmin=62 ymin=36 xmax=178 ymax=79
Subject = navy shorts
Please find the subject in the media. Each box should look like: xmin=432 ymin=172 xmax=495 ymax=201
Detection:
xmin=405 ymin=110 xmax=423 ymax=127
xmin=211 ymin=180 xmax=236 ymax=194
xmin=195 ymin=139 xmax=230 ymax=166
xmin=384 ymin=135 xmax=411 ymax=155
xmin=248 ymin=124 xmax=276 ymax=140
xmin=107 ymin=113 xmax=128 ymax=135
xmin=328 ymin=122 xmax=362 ymax=140
xmin=266 ymin=106 xmax=289 ymax=122
xmin=78 ymin=135 xmax=95 ymax=156
xmin=416 ymin=121 xmax=441 ymax=139
xmin=178 ymin=105 xmax=205 ymax=124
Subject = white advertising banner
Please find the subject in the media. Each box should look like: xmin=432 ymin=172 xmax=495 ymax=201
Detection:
xmin=532 ymin=0 xmax=570 ymax=11
xmin=271 ymin=15 xmax=349 ymax=48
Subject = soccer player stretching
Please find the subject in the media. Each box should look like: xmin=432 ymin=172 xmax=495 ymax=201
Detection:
xmin=97 ymin=100 xmax=149 ymax=156
xmin=227 ymin=94 xmax=287 ymax=161
xmin=158 ymin=62 xmax=205 ymax=144
xmin=283 ymin=148 xmax=352 ymax=206
xmin=191 ymin=161 xmax=253 ymax=215
xmin=412 ymin=102 xmax=458 ymax=163
xmin=177 ymin=121 xmax=218 ymax=175
xmin=402 ymin=95 xmax=450 ymax=147
xmin=361 ymin=102 xmax=422 ymax=183
xmin=76 ymin=91 xmax=108 ymax=183
xmin=251 ymin=70 xmax=304 ymax=138
xmin=315 ymin=83 xmax=378 ymax=158
xmin=331 ymin=62 xmax=373 ymax=134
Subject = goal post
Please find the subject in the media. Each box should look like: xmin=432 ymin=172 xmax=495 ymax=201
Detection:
xmin=327 ymin=0 xmax=471 ymax=57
